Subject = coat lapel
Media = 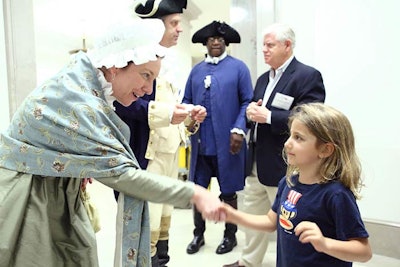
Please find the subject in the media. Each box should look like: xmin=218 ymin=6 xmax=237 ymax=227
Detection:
xmin=266 ymin=57 xmax=298 ymax=107
xmin=254 ymin=74 xmax=270 ymax=101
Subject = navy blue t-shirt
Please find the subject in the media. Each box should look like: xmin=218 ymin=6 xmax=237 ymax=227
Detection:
xmin=271 ymin=175 xmax=369 ymax=267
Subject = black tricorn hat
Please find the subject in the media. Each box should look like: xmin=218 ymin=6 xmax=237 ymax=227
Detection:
xmin=192 ymin=21 xmax=241 ymax=46
xmin=134 ymin=0 xmax=187 ymax=18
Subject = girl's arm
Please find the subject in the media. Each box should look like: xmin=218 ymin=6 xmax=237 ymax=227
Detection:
xmin=221 ymin=203 xmax=277 ymax=232
xmin=295 ymin=221 xmax=372 ymax=263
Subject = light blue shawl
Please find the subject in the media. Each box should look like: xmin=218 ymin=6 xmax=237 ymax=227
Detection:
xmin=0 ymin=52 xmax=150 ymax=266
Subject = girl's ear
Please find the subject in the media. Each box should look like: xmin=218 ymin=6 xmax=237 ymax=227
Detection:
xmin=319 ymin=142 xmax=334 ymax=159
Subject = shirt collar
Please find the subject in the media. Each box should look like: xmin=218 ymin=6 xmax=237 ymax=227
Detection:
xmin=270 ymin=55 xmax=294 ymax=78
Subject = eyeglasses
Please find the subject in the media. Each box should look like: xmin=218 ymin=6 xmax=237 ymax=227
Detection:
xmin=207 ymin=37 xmax=225 ymax=43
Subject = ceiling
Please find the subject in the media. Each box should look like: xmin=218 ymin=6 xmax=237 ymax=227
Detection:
xmin=32 ymin=0 xmax=231 ymax=69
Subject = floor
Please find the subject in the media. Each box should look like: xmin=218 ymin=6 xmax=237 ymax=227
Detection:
xmin=89 ymin=180 xmax=400 ymax=267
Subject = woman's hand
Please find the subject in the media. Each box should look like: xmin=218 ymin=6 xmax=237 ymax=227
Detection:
xmin=191 ymin=185 xmax=225 ymax=222
xmin=81 ymin=178 xmax=93 ymax=191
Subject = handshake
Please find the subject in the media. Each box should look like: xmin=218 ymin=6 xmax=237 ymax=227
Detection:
xmin=191 ymin=184 xmax=234 ymax=223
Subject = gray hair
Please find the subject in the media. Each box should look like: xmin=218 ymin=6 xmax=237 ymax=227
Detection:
xmin=262 ymin=23 xmax=296 ymax=49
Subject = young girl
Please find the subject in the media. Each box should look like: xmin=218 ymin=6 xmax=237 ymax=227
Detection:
xmin=222 ymin=103 xmax=372 ymax=266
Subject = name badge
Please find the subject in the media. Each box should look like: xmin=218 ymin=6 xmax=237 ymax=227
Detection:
xmin=271 ymin=93 xmax=294 ymax=110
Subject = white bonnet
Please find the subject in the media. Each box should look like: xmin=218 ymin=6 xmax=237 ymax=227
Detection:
xmin=87 ymin=18 xmax=166 ymax=68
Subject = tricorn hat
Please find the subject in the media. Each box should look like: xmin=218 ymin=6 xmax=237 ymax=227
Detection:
xmin=134 ymin=0 xmax=187 ymax=18
xmin=192 ymin=21 xmax=241 ymax=46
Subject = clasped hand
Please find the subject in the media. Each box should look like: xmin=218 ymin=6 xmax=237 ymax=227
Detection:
xmin=246 ymin=99 xmax=269 ymax=123
xmin=171 ymin=104 xmax=207 ymax=124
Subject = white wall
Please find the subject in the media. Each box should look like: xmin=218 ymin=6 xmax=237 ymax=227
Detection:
xmin=271 ymin=0 xmax=400 ymax=224
xmin=0 ymin=1 xmax=10 ymax=131
xmin=2 ymin=0 xmax=37 ymax=120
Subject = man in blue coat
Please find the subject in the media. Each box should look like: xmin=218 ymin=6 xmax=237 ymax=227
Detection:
xmin=183 ymin=21 xmax=254 ymax=255
xmin=224 ymin=23 xmax=326 ymax=267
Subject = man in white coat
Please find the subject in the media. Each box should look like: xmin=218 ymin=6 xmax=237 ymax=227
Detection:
xmin=114 ymin=1 xmax=205 ymax=266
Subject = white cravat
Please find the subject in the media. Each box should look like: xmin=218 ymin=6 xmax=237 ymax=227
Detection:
xmin=204 ymin=51 xmax=227 ymax=65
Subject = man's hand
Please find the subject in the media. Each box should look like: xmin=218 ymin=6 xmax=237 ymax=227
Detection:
xmin=230 ymin=133 xmax=244 ymax=154
xmin=171 ymin=104 xmax=190 ymax=124
xmin=176 ymin=104 xmax=207 ymax=125
xmin=246 ymin=99 xmax=269 ymax=123
xmin=189 ymin=105 xmax=207 ymax=123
